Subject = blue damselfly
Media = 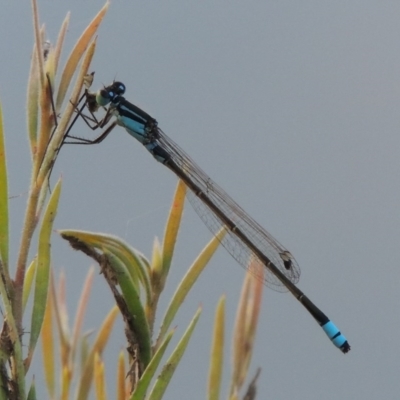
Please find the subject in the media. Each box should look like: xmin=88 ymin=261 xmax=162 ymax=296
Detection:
xmin=65 ymin=81 xmax=350 ymax=353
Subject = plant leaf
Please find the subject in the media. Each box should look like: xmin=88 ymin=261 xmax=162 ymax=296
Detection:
xmin=117 ymin=351 xmax=126 ymax=400
xmin=27 ymin=178 xmax=62 ymax=370
xmin=161 ymin=180 xmax=186 ymax=277
xmin=53 ymin=13 xmax=70 ymax=78
xmin=23 ymin=258 xmax=37 ymax=312
xmin=208 ymin=296 xmax=225 ymax=400
xmin=41 ymin=279 xmax=55 ymax=398
xmin=106 ymin=251 xmax=152 ymax=367
xmin=59 ymin=230 xmax=151 ymax=301
xmin=26 ymin=379 xmax=37 ymax=400
xmin=70 ymin=267 xmax=95 ymax=363
xmin=131 ymin=329 xmax=175 ymax=400
xmin=76 ymin=306 xmax=119 ymax=400
xmin=94 ymin=353 xmax=107 ymax=400
xmin=55 ymin=1 xmax=109 ymax=109
xmin=148 ymin=307 xmax=202 ymax=400
xmin=231 ymin=258 xmax=264 ymax=395
xmin=156 ymin=227 xmax=226 ymax=348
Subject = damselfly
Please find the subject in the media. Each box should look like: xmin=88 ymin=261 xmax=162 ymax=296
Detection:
xmin=65 ymin=81 xmax=350 ymax=353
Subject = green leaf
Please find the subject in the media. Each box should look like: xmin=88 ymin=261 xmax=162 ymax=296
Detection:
xmin=26 ymin=47 xmax=39 ymax=154
xmin=60 ymin=230 xmax=153 ymax=368
xmin=80 ymin=333 xmax=90 ymax=372
xmin=104 ymin=237 xmax=151 ymax=303
xmin=156 ymin=227 xmax=226 ymax=347
xmin=106 ymin=252 xmax=152 ymax=367
xmin=26 ymin=379 xmax=37 ymax=400
xmin=148 ymin=307 xmax=202 ymax=400
xmin=59 ymin=230 xmax=151 ymax=302
xmin=27 ymin=178 xmax=62 ymax=368
xmin=208 ymin=296 xmax=225 ymax=400
xmin=161 ymin=180 xmax=186 ymax=276
xmin=23 ymin=258 xmax=37 ymax=312
xmin=130 ymin=329 xmax=175 ymax=400
xmin=41 ymin=282 xmax=55 ymax=398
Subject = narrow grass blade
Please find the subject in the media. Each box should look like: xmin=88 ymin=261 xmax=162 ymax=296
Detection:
xmin=51 ymin=273 xmax=71 ymax=367
xmin=148 ymin=307 xmax=202 ymax=400
xmin=61 ymin=366 xmax=72 ymax=400
xmin=76 ymin=306 xmax=119 ymax=400
xmin=53 ymin=13 xmax=70 ymax=77
xmin=41 ymin=280 xmax=55 ymax=398
xmin=27 ymin=178 xmax=62 ymax=370
xmin=231 ymin=259 xmax=264 ymax=395
xmin=23 ymin=258 xmax=37 ymax=312
xmin=151 ymin=237 xmax=163 ymax=285
xmin=162 ymin=180 xmax=186 ymax=276
xmin=26 ymin=45 xmax=39 ymax=154
xmin=70 ymin=267 xmax=95 ymax=363
xmin=130 ymin=329 xmax=175 ymax=400
xmin=94 ymin=353 xmax=107 ymax=400
xmin=156 ymin=228 xmax=226 ymax=348
xmin=56 ymin=1 xmax=109 ymax=109
xmin=31 ymin=0 xmax=46 ymax=89
xmin=37 ymin=39 xmax=97 ymax=185
xmin=208 ymin=296 xmax=226 ymax=400
xmin=26 ymin=380 xmax=37 ymax=400
xmin=117 ymin=351 xmax=126 ymax=400
xmin=80 ymin=334 xmax=90 ymax=375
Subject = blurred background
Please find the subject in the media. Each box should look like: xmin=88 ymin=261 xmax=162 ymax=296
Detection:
xmin=1 ymin=1 xmax=399 ymax=398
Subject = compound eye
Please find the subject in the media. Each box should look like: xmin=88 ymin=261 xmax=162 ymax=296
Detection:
xmin=108 ymin=90 xmax=115 ymax=98
xmin=112 ymin=81 xmax=126 ymax=95
xmin=118 ymin=83 xmax=126 ymax=94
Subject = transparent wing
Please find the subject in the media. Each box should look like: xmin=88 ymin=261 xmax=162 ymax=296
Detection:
xmin=156 ymin=128 xmax=300 ymax=292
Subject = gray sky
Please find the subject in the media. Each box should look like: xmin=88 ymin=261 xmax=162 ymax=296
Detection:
xmin=1 ymin=1 xmax=398 ymax=398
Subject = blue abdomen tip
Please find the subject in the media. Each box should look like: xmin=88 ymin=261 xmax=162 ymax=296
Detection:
xmin=322 ymin=321 xmax=350 ymax=353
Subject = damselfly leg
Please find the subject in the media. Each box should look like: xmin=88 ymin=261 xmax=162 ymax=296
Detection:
xmin=44 ymin=73 xmax=108 ymax=187
xmin=62 ymin=89 xmax=117 ymax=145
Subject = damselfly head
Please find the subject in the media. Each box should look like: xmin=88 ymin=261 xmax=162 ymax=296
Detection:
xmin=110 ymin=81 xmax=126 ymax=95
xmin=104 ymin=82 xmax=125 ymax=96
xmin=97 ymin=81 xmax=126 ymax=105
